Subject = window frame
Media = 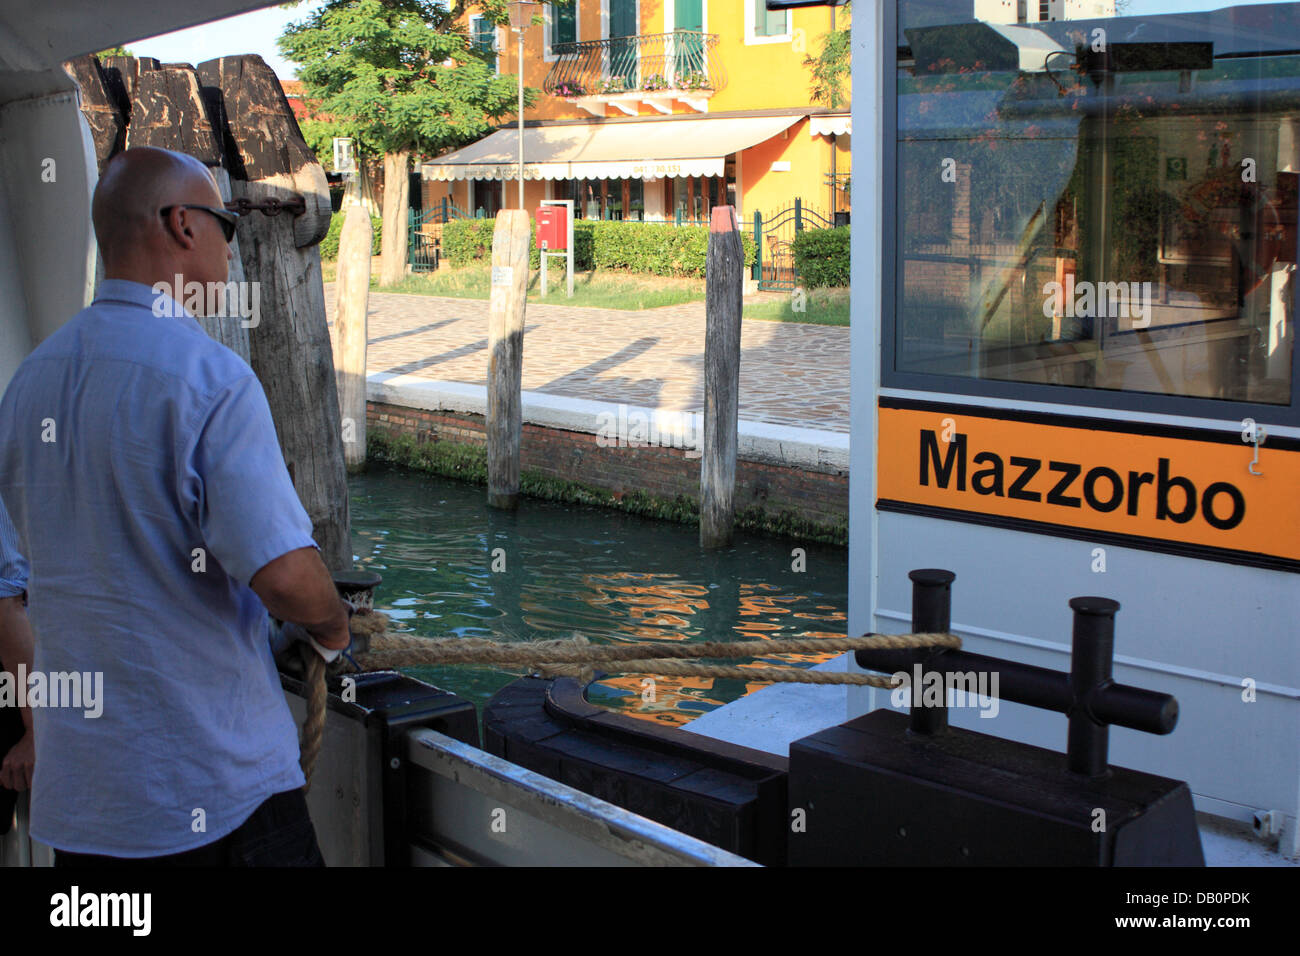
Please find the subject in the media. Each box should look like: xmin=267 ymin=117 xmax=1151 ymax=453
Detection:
xmin=744 ymin=0 xmax=789 ymax=45
xmin=546 ymin=0 xmax=578 ymax=62
xmin=880 ymin=0 xmax=1300 ymax=426
xmin=469 ymin=14 xmax=500 ymax=73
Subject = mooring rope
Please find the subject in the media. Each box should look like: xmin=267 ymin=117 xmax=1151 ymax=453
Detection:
xmin=294 ymin=610 xmax=962 ymax=787
xmin=298 ymin=644 xmax=327 ymax=792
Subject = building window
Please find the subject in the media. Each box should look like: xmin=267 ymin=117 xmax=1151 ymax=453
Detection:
xmin=888 ymin=0 xmax=1297 ymax=421
xmin=470 ymin=16 xmax=498 ymax=72
xmin=565 ymin=178 xmax=645 ymax=220
xmin=550 ymin=0 xmax=577 ymax=48
xmin=753 ymin=0 xmax=789 ymax=38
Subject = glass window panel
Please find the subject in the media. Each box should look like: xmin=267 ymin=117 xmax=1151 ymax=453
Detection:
xmin=630 ymin=179 xmax=644 ymax=220
xmin=894 ymin=0 xmax=1298 ymax=407
xmin=754 ymin=0 xmax=787 ymax=37
xmin=553 ymin=0 xmax=576 ymax=46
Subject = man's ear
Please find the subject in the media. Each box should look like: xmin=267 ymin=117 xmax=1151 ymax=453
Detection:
xmin=162 ymin=207 xmax=198 ymax=250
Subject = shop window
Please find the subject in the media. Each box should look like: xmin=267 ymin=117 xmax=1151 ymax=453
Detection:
xmin=889 ymin=0 xmax=1298 ymax=419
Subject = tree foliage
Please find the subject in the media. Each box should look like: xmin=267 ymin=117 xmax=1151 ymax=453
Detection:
xmin=804 ymin=2 xmax=851 ymax=109
xmin=278 ymin=0 xmax=535 ymax=162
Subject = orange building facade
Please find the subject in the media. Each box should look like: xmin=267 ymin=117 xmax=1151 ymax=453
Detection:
xmin=421 ymin=0 xmax=851 ymax=226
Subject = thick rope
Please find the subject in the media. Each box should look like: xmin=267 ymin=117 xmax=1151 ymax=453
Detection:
xmin=295 ymin=611 xmax=962 ymax=781
xmin=350 ymin=630 xmax=960 ymax=670
xmin=298 ymin=644 xmax=327 ymax=793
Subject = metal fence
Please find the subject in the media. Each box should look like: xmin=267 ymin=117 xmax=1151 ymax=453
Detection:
xmin=752 ymin=198 xmax=835 ymax=291
xmin=408 ymin=199 xmax=469 ymax=272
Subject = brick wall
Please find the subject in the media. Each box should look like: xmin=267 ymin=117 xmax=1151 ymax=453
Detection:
xmin=368 ymin=401 xmax=848 ymax=527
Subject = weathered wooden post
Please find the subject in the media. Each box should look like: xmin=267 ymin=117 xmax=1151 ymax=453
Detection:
xmin=486 ymin=210 xmax=530 ymax=510
xmin=700 ymin=205 xmax=743 ymax=549
xmin=379 ymin=149 xmax=412 ymax=286
xmin=65 ymin=54 xmax=254 ymax=360
xmin=333 ymin=180 xmax=372 ymax=472
xmin=128 ymin=63 xmax=252 ymax=360
xmin=198 ymin=54 xmax=352 ymax=570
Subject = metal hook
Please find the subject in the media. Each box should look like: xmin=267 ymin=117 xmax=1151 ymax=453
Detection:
xmin=1242 ymin=418 xmax=1267 ymax=476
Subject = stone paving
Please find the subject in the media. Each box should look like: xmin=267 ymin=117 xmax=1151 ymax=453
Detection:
xmin=325 ymin=285 xmax=851 ymax=433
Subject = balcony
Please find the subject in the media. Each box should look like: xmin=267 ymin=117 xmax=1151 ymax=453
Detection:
xmin=543 ymin=31 xmax=726 ymax=115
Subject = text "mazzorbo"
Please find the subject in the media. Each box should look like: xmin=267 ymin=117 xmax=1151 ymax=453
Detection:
xmin=919 ymin=431 xmax=1245 ymax=530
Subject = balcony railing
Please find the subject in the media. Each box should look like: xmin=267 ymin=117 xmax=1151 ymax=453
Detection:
xmin=543 ymin=31 xmax=726 ymax=105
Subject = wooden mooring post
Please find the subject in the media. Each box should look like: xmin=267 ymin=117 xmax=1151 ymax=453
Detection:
xmin=64 ymin=52 xmax=354 ymax=572
xmin=487 ymin=210 xmax=530 ymax=510
xmin=198 ymin=54 xmax=351 ymax=570
xmin=333 ymin=182 xmax=373 ymax=472
xmin=701 ymin=205 xmax=743 ymax=549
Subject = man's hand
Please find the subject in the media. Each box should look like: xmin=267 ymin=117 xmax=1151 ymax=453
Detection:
xmin=0 ymin=729 xmax=33 ymax=791
xmin=249 ymin=546 xmax=350 ymax=650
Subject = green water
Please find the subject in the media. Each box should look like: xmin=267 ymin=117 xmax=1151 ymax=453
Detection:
xmin=348 ymin=462 xmax=848 ymax=728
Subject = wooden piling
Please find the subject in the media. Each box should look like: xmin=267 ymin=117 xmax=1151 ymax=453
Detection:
xmin=378 ymin=148 xmax=412 ymax=286
xmin=333 ymin=187 xmax=373 ymax=472
xmin=486 ymin=210 xmax=530 ymax=510
xmin=701 ymin=205 xmax=743 ymax=549
xmin=64 ymin=53 xmax=349 ymax=567
xmin=198 ymin=54 xmax=351 ymax=570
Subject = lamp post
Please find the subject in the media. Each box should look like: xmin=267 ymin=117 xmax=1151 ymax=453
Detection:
xmin=508 ymin=0 xmax=538 ymax=209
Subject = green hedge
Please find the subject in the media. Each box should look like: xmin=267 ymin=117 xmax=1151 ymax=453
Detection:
xmin=791 ymin=226 xmax=850 ymax=288
xmin=320 ymin=210 xmax=383 ymax=260
xmin=442 ymin=217 xmax=756 ymax=277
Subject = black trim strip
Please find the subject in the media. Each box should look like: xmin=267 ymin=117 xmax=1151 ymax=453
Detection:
xmin=877 ymin=499 xmax=1300 ymax=574
xmin=879 ymin=395 xmax=1300 ymax=452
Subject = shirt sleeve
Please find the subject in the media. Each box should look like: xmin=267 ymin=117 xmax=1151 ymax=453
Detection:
xmin=0 ymin=491 xmax=28 ymax=598
xmin=188 ymin=374 xmax=319 ymax=587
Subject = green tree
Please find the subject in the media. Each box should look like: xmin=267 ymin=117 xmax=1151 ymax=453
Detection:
xmin=804 ymin=2 xmax=850 ymax=109
xmin=279 ymin=0 xmax=536 ymax=284
xmin=95 ymin=45 xmax=135 ymax=57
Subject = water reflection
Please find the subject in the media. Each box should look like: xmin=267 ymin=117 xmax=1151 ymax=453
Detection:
xmin=349 ymin=463 xmax=848 ymax=728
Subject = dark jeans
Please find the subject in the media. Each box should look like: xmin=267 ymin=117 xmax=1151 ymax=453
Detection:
xmin=53 ymin=788 xmax=325 ymax=867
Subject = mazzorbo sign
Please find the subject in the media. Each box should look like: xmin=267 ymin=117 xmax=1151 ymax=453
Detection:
xmin=877 ymin=398 xmax=1300 ymax=572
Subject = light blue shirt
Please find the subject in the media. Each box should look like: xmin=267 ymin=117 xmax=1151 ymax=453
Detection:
xmin=0 ymin=493 xmax=27 ymax=598
xmin=0 ymin=278 xmax=317 ymax=856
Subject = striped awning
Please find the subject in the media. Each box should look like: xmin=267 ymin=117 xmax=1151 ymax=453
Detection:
xmin=422 ymin=114 xmax=803 ymax=181
xmin=809 ymin=114 xmax=850 ymax=138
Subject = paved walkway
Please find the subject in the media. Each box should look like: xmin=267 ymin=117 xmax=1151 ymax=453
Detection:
xmin=325 ymin=286 xmax=850 ymax=432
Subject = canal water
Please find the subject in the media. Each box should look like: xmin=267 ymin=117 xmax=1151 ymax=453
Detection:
xmin=349 ymin=462 xmax=848 ymax=729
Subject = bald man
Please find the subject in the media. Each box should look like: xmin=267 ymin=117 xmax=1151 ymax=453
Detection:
xmin=0 ymin=146 xmax=350 ymax=865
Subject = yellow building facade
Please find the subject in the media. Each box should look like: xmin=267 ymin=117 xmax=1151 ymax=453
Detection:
xmin=421 ymin=0 xmax=851 ymax=228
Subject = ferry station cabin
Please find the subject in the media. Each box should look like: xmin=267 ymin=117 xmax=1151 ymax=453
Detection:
xmin=844 ymin=0 xmax=1300 ymax=855
xmin=421 ymin=0 xmax=852 ymax=223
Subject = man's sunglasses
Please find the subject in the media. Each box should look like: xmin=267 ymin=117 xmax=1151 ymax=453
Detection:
xmin=159 ymin=204 xmax=241 ymax=243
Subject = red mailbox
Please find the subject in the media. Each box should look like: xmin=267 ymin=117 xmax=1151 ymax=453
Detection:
xmin=536 ymin=206 xmax=567 ymax=250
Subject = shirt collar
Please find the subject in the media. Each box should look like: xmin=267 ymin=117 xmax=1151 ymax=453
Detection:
xmin=93 ymin=278 xmax=204 ymax=334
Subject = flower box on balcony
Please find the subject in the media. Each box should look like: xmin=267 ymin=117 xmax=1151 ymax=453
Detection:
xmin=674 ymin=70 xmax=712 ymax=91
